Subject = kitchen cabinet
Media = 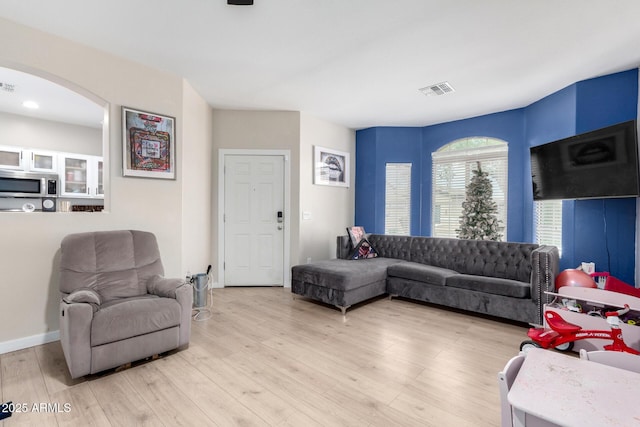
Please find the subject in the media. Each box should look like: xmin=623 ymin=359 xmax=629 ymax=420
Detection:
xmin=0 ymin=145 xmax=25 ymax=170
xmin=0 ymin=145 xmax=103 ymax=199
xmin=0 ymin=146 xmax=57 ymax=173
xmin=29 ymin=149 xmax=58 ymax=173
xmin=60 ymin=154 xmax=103 ymax=198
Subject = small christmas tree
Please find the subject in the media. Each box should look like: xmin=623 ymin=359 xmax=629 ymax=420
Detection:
xmin=456 ymin=162 xmax=502 ymax=241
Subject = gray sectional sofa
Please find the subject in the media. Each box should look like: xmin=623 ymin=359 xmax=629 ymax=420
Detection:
xmin=291 ymin=234 xmax=559 ymax=324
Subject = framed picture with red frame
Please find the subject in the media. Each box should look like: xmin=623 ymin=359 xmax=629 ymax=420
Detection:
xmin=122 ymin=106 xmax=176 ymax=179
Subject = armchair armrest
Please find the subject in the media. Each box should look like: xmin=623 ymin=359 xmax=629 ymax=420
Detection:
xmin=147 ymin=275 xmax=187 ymax=298
xmin=59 ymin=301 xmax=94 ymax=378
xmin=62 ymin=287 xmax=102 ymax=306
xmin=147 ymin=275 xmax=193 ymax=347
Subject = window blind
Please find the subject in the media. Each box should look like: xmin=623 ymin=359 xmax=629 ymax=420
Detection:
xmin=534 ymin=200 xmax=563 ymax=255
xmin=432 ymin=143 xmax=508 ymax=239
xmin=385 ymin=163 xmax=411 ymax=235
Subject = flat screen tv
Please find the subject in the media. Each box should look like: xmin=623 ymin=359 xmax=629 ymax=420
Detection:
xmin=530 ymin=120 xmax=640 ymax=201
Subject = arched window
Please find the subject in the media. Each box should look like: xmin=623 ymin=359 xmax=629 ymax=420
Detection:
xmin=432 ymin=137 xmax=508 ymax=240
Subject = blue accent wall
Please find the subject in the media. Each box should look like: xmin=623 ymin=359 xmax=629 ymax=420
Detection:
xmin=355 ymin=127 xmax=423 ymax=234
xmin=355 ymin=127 xmax=378 ymax=231
xmin=355 ymin=68 xmax=639 ymax=285
xmin=570 ymin=70 xmax=639 ymax=284
xmin=421 ymin=109 xmax=527 ymax=241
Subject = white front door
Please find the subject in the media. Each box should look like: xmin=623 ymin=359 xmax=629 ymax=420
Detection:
xmin=224 ymin=155 xmax=285 ymax=286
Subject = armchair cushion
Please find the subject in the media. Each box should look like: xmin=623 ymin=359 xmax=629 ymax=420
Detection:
xmin=63 ymin=287 xmax=102 ymax=305
xmin=91 ymin=296 xmax=181 ymax=346
xmin=147 ymin=275 xmax=187 ymax=298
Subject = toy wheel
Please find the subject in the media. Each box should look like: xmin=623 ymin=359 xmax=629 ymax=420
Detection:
xmin=554 ymin=342 xmax=574 ymax=352
xmin=520 ymin=340 xmax=541 ymax=354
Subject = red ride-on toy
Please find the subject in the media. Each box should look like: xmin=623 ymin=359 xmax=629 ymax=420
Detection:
xmin=520 ymin=304 xmax=640 ymax=354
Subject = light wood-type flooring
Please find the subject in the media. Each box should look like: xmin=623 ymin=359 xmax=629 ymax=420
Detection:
xmin=0 ymin=287 xmax=529 ymax=426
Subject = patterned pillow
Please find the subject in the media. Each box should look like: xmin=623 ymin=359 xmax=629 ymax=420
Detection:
xmin=349 ymin=238 xmax=379 ymax=260
xmin=346 ymin=226 xmax=366 ymax=247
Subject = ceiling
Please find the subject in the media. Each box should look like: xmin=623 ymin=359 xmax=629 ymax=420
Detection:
xmin=0 ymin=66 xmax=104 ymax=128
xmin=1 ymin=1 xmax=640 ymax=130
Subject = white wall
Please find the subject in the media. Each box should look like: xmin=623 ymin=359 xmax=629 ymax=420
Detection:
xmin=0 ymin=18 xmax=212 ymax=348
xmin=210 ymin=110 xmax=355 ymax=283
xmin=211 ymin=109 xmax=301 ymax=284
xmin=181 ymin=80 xmax=214 ymax=276
xmin=299 ymin=113 xmax=355 ymax=262
xmin=0 ymin=111 xmax=102 ymax=155
xmin=0 ymin=17 xmax=355 ymax=351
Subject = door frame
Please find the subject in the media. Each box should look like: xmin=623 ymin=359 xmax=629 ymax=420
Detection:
xmin=217 ymin=149 xmax=291 ymax=288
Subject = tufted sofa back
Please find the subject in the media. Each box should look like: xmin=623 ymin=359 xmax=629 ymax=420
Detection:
xmin=336 ymin=234 xmax=413 ymax=260
xmin=367 ymin=234 xmax=412 ymax=260
xmin=409 ymin=237 xmax=537 ymax=283
xmin=338 ymin=234 xmax=538 ymax=283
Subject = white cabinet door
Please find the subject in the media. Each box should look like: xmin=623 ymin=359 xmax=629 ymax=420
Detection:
xmin=0 ymin=146 xmax=25 ymax=170
xmin=60 ymin=154 xmax=89 ymax=197
xmin=29 ymin=149 xmax=57 ymax=173
xmin=95 ymin=158 xmax=104 ymax=197
xmin=59 ymin=154 xmax=103 ymax=198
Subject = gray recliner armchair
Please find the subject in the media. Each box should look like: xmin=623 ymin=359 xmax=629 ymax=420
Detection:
xmin=58 ymin=230 xmax=192 ymax=378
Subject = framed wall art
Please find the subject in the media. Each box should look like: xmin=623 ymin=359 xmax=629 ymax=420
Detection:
xmin=122 ymin=106 xmax=176 ymax=179
xmin=314 ymin=145 xmax=349 ymax=187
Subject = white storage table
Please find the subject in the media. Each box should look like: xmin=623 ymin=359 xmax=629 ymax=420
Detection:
xmin=508 ymin=348 xmax=640 ymax=426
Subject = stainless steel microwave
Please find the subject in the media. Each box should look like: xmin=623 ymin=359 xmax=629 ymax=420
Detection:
xmin=0 ymin=170 xmax=58 ymax=198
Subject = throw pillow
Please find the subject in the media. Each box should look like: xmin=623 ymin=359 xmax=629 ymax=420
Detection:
xmin=349 ymin=238 xmax=379 ymax=260
xmin=347 ymin=226 xmax=366 ymax=247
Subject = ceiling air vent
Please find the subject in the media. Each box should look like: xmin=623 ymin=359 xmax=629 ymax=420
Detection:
xmin=419 ymin=81 xmax=455 ymax=97
xmin=0 ymin=82 xmax=16 ymax=93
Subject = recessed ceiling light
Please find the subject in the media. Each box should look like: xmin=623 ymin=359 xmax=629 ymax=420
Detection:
xmin=23 ymin=100 xmax=39 ymax=109
xmin=419 ymin=81 xmax=455 ymax=97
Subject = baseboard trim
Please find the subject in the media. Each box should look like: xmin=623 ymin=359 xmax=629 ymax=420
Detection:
xmin=0 ymin=330 xmax=59 ymax=355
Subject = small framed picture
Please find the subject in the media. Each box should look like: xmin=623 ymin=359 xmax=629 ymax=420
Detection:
xmin=314 ymin=145 xmax=349 ymax=187
xmin=122 ymin=106 xmax=176 ymax=179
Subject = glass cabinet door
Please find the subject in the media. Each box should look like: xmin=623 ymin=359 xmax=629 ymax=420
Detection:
xmin=63 ymin=156 xmax=88 ymax=196
xmin=96 ymin=159 xmax=104 ymax=196
xmin=0 ymin=146 xmax=24 ymax=170
xmin=30 ymin=151 xmax=57 ymax=172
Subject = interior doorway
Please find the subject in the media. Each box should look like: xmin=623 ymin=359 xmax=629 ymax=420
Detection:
xmin=218 ymin=149 xmax=290 ymax=287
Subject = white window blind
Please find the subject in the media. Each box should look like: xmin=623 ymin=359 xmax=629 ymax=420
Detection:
xmin=385 ymin=163 xmax=412 ymax=235
xmin=534 ymin=200 xmax=563 ymax=255
xmin=432 ymin=140 xmax=508 ymax=240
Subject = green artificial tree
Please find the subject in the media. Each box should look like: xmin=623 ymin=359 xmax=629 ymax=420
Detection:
xmin=456 ymin=162 xmax=502 ymax=241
